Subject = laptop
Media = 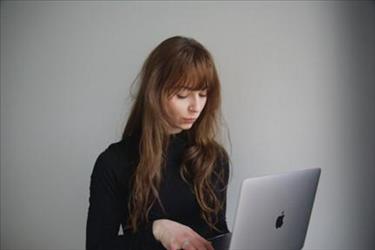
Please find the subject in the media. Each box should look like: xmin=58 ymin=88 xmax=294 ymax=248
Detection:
xmin=208 ymin=168 xmax=321 ymax=250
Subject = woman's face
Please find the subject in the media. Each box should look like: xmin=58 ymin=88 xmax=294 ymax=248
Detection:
xmin=164 ymin=88 xmax=208 ymax=134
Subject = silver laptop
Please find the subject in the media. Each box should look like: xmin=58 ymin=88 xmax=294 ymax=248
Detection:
xmin=209 ymin=168 xmax=321 ymax=250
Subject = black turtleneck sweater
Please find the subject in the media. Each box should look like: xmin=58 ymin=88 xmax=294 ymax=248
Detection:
xmin=86 ymin=131 xmax=230 ymax=250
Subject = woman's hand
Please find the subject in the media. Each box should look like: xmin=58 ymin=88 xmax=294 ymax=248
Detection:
xmin=152 ymin=219 xmax=214 ymax=250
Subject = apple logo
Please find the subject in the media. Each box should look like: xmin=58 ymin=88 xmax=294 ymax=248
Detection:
xmin=275 ymin=211 xmax=285 ymax=229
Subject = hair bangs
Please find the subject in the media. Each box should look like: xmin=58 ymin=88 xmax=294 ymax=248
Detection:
xmin=165 ymin=54 xmax=215 ymax=97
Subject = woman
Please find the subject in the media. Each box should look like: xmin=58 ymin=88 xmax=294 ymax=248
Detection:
xmin=86 ymin=35 xmax=231 ymax=250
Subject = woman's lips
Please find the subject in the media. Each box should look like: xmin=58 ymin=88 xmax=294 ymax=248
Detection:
xmin=182 ymin=118 xmax=196 ymax=123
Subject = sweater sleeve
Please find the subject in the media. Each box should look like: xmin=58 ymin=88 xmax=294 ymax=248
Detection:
xmin=86 ymin=148 xmax=134 ymax=250
xmin=86 ymin=146 xmax=164 ymax=250
xmin=86 ymin=139 xmax=230 ymax=249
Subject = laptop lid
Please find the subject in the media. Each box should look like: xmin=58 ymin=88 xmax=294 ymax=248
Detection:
xmin=228 ymin=168 xmax=321 ymax=250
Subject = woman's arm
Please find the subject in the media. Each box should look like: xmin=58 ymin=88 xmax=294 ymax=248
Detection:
xmin=86 ymin=145 xmax=170 ymax=250
xmin=86 ymin=148 xmax=130 ymax=250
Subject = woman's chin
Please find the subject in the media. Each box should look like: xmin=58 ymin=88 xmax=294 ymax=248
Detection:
xmin=181 ymin=123 xmax=193 ymax=129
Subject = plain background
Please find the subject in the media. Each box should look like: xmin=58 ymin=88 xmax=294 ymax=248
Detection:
xmin=1 ymin=1 xmax=374 ymax=250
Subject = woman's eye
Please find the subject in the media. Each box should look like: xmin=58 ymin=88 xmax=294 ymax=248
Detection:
xmin=176 ymin=90 xmax=207 ymax=99
xmin=177 ymin=94 xmax=188 ymax=99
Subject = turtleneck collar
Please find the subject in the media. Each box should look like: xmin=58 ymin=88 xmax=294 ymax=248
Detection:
xmin=124 ymin=129 xmax=189 ymax=146
xmin=165 ymin=130 xmax=188 ymax=165
xmin=168 ymin=130 xmax=188 ymax=143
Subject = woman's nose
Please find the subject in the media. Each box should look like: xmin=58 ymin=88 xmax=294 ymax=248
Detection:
xmin=188 ymin=95 xmax=201 ymax=113
xmin=188 ymin=103 xmax=198 ymax=113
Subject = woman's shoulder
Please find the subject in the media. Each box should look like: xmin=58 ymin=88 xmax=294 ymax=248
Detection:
xmin=93 ymin=136 xmax=139 ymax=178
xmin=105 ymin=135 xmax=138 ymax=158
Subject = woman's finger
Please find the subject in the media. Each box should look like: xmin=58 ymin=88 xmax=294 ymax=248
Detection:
xmin=184 ymin=243 xmax=197 ymax=250
xmin=202 ymin=240 xmax=214 ymax=250
xmin=190 ymin=232 xmax=214 ymax=250
xmin=186 ymin=237 xmax=211 ymax=250
xmin=169 ymin=241 xmax=180 ymax=250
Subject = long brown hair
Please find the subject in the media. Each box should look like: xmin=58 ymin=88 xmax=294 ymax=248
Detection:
xmin=122 ymin=36 xmax=229 ymax=233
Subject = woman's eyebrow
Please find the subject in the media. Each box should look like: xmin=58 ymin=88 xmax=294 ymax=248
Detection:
xmin=180 ymin=87 xmax=208 ymax=91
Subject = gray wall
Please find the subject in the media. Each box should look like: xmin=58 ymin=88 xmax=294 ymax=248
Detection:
xmin=1 ymin=1 xmax=374 ymax=250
